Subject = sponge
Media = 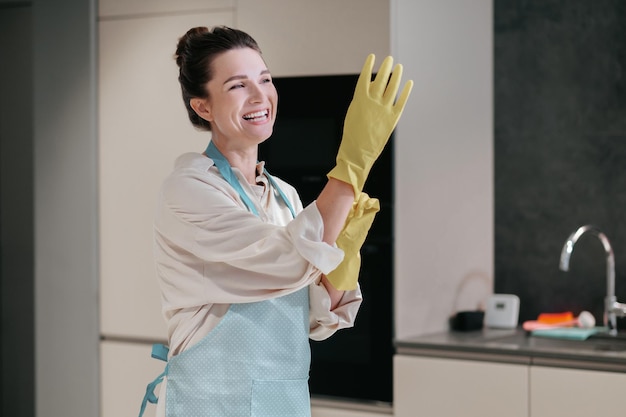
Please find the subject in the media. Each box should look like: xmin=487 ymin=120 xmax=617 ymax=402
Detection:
xmin=537 ymin=311 xmax=574 ymax=324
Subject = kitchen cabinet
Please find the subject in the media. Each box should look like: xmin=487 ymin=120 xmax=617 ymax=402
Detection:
xmin=395 ymin=353 xmax=626 ymax=417
xmin=101 ymin=341 xmax=165 ymax=417
xmin=530 ymin=366 xmax=626 ymax=417
xmin=394 ymin=355 xmax=529 ymax=417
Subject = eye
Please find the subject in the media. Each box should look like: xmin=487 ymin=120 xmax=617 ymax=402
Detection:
xmin=228 ymin=83 xmax=244 ymax=91
xmin=261 ymin=77 xmax=272 ymax=84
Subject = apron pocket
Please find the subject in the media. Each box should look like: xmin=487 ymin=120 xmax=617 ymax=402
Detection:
xmin=250 ymin=378 xmax=310 ymax=417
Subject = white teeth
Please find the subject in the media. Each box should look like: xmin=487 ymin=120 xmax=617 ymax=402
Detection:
xmin=243 ymin=110 xmax=268 ymax=120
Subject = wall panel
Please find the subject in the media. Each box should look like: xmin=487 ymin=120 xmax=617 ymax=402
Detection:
xmin=494 ymin=0 xmax=626 ymax=327
xmin=392 ymin=0 xmax=494 ymax=339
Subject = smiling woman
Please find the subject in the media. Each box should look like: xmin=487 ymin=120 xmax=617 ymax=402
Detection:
xmin=138 ymin=25 xmax=412 ymax=417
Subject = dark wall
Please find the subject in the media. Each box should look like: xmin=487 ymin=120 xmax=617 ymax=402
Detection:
xmin=494 ymin=0 xmax=626 ymax=327
xmin=0 ymin=4 xmax=34 ymax=417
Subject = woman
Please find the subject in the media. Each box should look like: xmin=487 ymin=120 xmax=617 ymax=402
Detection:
xmin=140 ymin=26 xmax=412 ymax=417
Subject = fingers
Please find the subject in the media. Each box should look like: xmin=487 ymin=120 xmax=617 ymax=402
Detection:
xmin=383 ymin=63 xmax=403 ymax=106
xmin=361 ymin=54 xmax=413 ymax=110
xmin=393 ymin=79 xmax=414 ymax=114
xmin=355 ymin=54 xmax=376 ymax=95
xmin=370 ymin=56 xmax=394 ymax=98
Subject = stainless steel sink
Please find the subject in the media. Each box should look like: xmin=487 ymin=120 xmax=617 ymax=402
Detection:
xmin=588 ymin=330 xmax=626 ymax=342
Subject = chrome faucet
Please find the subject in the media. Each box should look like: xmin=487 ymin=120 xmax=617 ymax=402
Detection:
xmin=559 ymin=225 xmax=626 ymax=336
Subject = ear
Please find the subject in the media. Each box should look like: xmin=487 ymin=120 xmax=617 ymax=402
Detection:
xmin=190 ymin=98 xmax=213 ymax=122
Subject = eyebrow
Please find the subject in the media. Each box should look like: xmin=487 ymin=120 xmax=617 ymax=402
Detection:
xmin=223 ymin=69 xmax=271 ymax=85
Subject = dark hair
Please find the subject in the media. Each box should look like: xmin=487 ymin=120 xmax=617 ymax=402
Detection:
xmin=174 ymin=26 xmax=262 ymax=131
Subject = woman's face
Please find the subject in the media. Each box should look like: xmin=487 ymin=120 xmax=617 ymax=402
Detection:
xmin=202 ymin=47 xmax=278 ymax=148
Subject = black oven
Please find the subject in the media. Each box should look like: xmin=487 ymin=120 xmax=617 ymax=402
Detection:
xmin=259 ymin=74 xmax=394 ymax=405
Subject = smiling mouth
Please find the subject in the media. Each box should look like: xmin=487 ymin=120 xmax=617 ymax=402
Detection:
xmin=242 ymin=110 xmax=269 ymax=121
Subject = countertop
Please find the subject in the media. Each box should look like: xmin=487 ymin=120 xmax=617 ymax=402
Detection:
xmin=395 ymin=328 xmax=626 ymax=373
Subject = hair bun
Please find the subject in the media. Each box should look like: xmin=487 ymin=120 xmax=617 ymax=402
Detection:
xmin=175 ymin=26 xmax=209 ymax=68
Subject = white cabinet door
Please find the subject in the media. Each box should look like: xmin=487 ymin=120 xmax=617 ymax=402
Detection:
xmin=99 ymin=0 xmax=234 ymax=19
xmin=98 ymin=11 xmax=233 ymax=340
xmin=394 ymin=355 xmax=528 ymax=417
xmin=530 ymin=366 xmax=626 ymax=417
xmin=101 ymin=341 xmax=165 ymax=417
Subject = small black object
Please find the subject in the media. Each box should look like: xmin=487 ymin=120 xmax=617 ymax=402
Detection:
xmin=450 ymin=311 xmax=485 ymax=331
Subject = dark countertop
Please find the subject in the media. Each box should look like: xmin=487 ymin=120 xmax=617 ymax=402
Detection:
xmin=395 ymin=328 xmax=626 ymax=373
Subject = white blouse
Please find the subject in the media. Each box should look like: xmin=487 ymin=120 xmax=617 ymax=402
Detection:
xmin=153 ymin=152 xmax=363 ymax=357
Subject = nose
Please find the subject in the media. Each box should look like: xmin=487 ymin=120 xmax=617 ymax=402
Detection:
xmin=248 ymin=83 xmax=264 ymax=103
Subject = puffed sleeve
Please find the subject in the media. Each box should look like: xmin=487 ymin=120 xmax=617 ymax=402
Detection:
xmin=308 ymin=282 xmax=363 ymax=341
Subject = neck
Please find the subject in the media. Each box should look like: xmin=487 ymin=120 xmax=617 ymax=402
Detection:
xmin=210 ymin=139 xmax=259 ymax=184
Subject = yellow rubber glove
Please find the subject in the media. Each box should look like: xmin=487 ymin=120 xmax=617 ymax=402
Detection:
xmin=325 ymin=193 xmax=380 ymax=291
xmin=328 ymin=54 xmax=413 ymax=196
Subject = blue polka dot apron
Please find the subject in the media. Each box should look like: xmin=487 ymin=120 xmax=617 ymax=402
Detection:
xmin=139 ymin=142 xmax=311 ymax=416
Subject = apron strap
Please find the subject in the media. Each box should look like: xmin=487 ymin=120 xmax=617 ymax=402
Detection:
xmin=151 ymin=343 xmax=169 ymax=362
xmin=264 ymin=168 xmax=296 ymax=218
xmin=205 ymin=141 xmax=296 ymax=218
xmin=138 ymin=344 xmax=169 ymax=417
xmin=206 ymin=141 xmax=261 ymax=216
